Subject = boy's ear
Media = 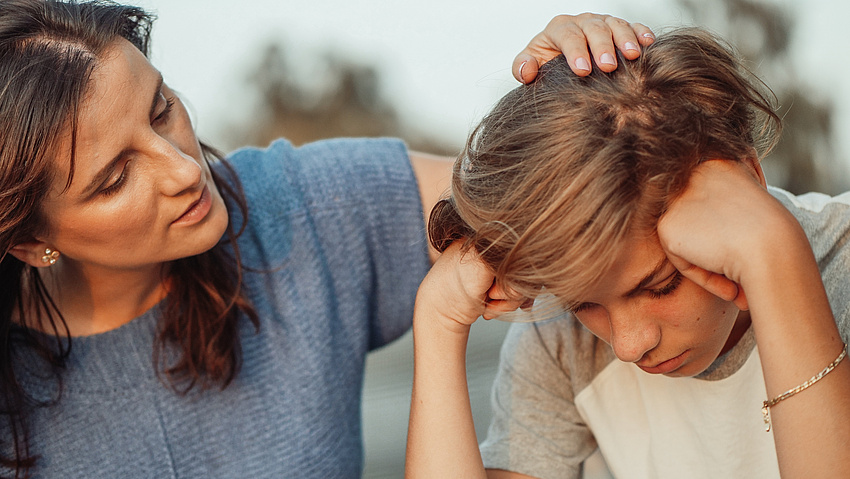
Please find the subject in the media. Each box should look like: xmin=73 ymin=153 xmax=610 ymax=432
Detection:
xmin=7 ymin=241 xmax=57 ymax=268
xmin=740 ymin=148 xmax=767 ymax=189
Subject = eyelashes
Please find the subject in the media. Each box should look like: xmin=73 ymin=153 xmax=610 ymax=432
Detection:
xmin=570 ymin=302 xmax=591 ymax=314
xmin=647 ymin=270 xmax=684 ymax=299
xmin=568 ymin=270 xmax=684 ymax=314
xmin=154 ymin=96 xmax=175 ymax=124
xmin=100 ymin=162 xmax=129 ymax=197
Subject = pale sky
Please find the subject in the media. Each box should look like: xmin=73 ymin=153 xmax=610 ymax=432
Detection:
xmin=132 ymin=0 xmax=850 ymax=173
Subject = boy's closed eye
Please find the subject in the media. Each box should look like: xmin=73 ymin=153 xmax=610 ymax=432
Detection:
xmin=646 ymin=270 xmax=684 ymax=299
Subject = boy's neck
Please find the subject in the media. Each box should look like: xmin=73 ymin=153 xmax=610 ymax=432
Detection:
xmin=719 ymin=309 xmax=752 ymax=357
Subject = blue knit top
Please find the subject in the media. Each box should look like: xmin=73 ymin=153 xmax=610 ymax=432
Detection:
xmin=8 ymin=138 xmax=430 ymax=478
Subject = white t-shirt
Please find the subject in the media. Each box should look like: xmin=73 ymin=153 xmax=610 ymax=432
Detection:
xmin=479 ymin=187 xmax=850 ymax=479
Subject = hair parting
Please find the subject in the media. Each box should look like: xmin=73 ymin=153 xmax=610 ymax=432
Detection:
xmin=429 ymin=27 xmax=781 ymax=312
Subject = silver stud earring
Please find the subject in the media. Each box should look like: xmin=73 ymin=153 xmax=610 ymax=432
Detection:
xmin=41 ymin=248 xmax=60 ymax=265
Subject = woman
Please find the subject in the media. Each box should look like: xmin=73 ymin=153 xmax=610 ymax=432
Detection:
xmin=0 ymin=0 xmax=652 ymax=476
xmin=406 ymin=28 xmax=850 ymax=478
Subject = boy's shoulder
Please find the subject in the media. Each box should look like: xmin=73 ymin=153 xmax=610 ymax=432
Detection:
xmin=769 ymin=187 xmax=850 ymax=342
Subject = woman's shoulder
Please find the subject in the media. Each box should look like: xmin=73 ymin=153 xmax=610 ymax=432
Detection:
xmin=225 ymin=137 xmax=409 ymax=198
xmin=217 ymin=137 xmax=414 ymax=240
xmin=218 ymin=137 xmax=427 ymax=281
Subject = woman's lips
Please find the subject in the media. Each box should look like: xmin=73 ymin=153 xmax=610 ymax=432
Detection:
xmin=637 ymin=350 xmax=689 ymax=375
xmin=172 ymin=185 xmax=212 ymax=225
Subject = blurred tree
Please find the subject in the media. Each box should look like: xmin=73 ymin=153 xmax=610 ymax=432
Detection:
xmin=680 ymin=0 xmax=848 ymax=194
xmin=224 ymin=1 xmax=849 ymax=194
xmin=220 ymin=42 xmax=456 ymax=156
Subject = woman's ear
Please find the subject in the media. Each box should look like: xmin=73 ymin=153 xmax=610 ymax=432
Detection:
xmin=7 ymin=241 xmax=58 ymax=268
xmin=740 ymin=148 xmax=767 ymax=189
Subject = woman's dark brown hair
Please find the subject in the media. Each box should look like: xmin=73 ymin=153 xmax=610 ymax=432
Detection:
xmin=0 ymin=1 xmax=258 ymax=476
xmin=429 ymin=28 xmax=782 ymax=309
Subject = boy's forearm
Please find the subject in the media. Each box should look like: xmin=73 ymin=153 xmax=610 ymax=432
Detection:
xmin=405 ymin=309 xmax=487 ymax=478
xmin=744 ymin=216 xmax=850 ymax=478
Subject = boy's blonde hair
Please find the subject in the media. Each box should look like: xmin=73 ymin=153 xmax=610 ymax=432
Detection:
xmin=429 ymin=28 xmax=781 ymax=308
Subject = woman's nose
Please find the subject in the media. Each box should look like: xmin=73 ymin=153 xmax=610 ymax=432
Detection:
xmin=608 ymin=307 xmax=661 ymax=363
xmin=156 ymin=141 xmax=202 ymax=196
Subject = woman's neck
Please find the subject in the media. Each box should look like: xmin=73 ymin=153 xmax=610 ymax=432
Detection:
xmin=38 ymin=259 xmax=169 ymax=336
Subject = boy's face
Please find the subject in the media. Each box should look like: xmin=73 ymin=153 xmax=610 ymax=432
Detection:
xmin=570 ymin=230 xmax=750 ymax=377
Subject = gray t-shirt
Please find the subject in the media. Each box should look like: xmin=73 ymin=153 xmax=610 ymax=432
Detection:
xmin=480 ymin=187 xmax=850 ymax=479
xmin=4 ymin=138 xmax=430 ymax=478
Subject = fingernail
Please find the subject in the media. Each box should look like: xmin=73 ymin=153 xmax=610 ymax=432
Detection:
xmin=600 ymin=53 xmax=616 ymax=66
xmin=575 ymin=57 xmax=591 ymax=72
xmin=643 ymin=32 xmax=655 ymax=41
xmin=625 ymin=41 xmax=639 ymax=52
xmin=518 ymin=61 xmax=527 ymax=81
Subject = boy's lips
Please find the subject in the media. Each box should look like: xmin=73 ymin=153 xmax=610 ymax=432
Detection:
xmin=637 ymin=350 xmax=689 ymax=374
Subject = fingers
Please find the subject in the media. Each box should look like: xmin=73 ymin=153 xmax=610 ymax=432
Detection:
xmin=514 ymin=13 xmax=656 ymax=83
xmin=606 ymin=18 xmax=655 ymax=59
xmin=581 ymin=15 xmax=624 ymax=71
xmin=627 ymin=21 xmax=656 ymax=47
xmin=512 ymin=52 xmax=541 ymax=85
xmin=666 ymin=254 xmax=745 ymax=307
xmin=581 ymin=15 xmax=655 ymax=71
xmin=482 ymin=299 xmax=524 ymax=320
xmin=483 ymin=283 xmax=528 ymax=320
xmin=732 ymin=286 xmax=749 ymax=311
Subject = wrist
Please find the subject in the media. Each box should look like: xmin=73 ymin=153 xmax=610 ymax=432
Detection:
xmin=740 ymin=216 xmax=811 ymax=289
xmin=413 ymin=298 xmax=474 ymax=337
xmin=735 ymin=200 xmax=811 ymax=289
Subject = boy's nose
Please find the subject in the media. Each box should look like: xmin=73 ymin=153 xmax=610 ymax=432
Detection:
xmin=608 ymin=309 xmax=661 ymax=363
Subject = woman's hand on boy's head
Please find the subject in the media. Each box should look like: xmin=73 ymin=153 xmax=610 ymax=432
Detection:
xmin=514 ymin=13 xmax=655 ymax=83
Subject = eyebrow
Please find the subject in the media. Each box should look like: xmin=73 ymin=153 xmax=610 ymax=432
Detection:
xmin=624 ymin=256 xmax=671 ymax=297
xmin=81 ymin=74 xmax=164 ymax=198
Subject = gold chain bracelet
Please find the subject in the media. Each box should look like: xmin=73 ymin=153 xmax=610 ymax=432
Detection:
xmin=762 ymin=344 xmax=847 ymax=432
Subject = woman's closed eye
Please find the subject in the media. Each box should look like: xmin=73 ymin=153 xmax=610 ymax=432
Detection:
xmin=99 ymin=160 xmax=131 ymax=197
xmin=152 ymin=95 xmax=175 ymax=125
xmin=647 ymin=270 xmax=683 ymax=299
xmin=100 ymin=94 xmax=175 ymax=197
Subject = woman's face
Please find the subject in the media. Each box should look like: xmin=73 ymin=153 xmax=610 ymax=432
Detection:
xmin=38 ymin=38 xmax=228 ymax=272
xmin=569 ymin=231 xmax=749 ymax=377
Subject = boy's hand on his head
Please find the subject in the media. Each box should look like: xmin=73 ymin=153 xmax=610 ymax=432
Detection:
xmin=657 ymin=160 xmax=800 ymax=309
xmin=416 ymin=242 xmax=529 ymax=332
xmin=514 ymin=13 xmax=655 ymax=83
xmin=415 ymin=242 xmax=493 ymax=332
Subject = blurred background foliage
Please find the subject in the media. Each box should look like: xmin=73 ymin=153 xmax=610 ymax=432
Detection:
xmin=679 ymin=0 xmax=846 ymax=194
xmin=223 ymin=0 xmax=848 ymax=195
xmin=220 ymin=43 xmax=455 ymax=156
